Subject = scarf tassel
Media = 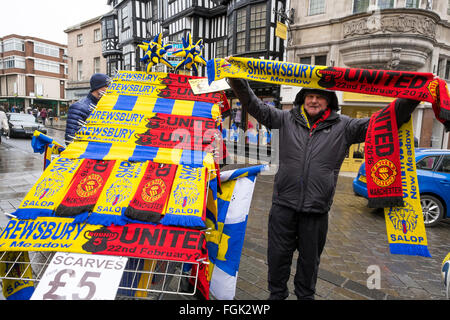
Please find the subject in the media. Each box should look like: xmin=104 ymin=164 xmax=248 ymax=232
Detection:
xmin=160 ymin=214 xmax=206 ymax=229
xmin=368 ymin=198 xmax=404 ymax=209
xmin=13 ymin=209 xmax=55 ymax=220
xmin=389 ymin=243 xmax=431 ymax=257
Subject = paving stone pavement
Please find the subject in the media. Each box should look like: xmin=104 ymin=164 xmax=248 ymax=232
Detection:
xmin=231 ymin=164 xmax=450 ymax=300
xmin=1 ymin=141 xmax=449 ymax=300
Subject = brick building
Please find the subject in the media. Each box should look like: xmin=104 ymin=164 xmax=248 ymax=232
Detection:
xmin=0 ymin=34 xmax=69 ymax=115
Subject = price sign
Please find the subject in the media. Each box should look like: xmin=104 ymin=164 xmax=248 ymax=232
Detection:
xmin=31 ymin=252 xmax=128 ymax=300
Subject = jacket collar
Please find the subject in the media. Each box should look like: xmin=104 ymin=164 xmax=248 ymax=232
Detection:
xmin=87 ymin=92 xmax=100 ymax=105
xmin=292 ymin=104 xmax=339 ymax=128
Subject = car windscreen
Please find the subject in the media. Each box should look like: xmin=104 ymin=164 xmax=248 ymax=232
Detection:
xmin=9 ymin=114 xmax=36 ymax=122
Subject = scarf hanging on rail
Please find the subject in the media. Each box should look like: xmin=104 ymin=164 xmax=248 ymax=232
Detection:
xmin=160 ymin=165 xmax=208 ymax=229
xmin=124 ymin=161 xmax=178 ymax=223
xmin=83 ymin=161 xmax=149 ymax=226
xmin=54 ymin=159 xmax=115 ymax=220
xmin=14 ymin=158 xmax=84 ymax=220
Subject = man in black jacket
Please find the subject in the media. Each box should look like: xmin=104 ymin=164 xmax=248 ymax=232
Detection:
xmin=227 ymin=78 xmax=420 ymax=300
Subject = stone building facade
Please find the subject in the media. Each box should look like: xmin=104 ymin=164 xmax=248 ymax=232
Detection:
xmin=64 ymin=15 xmax=107 ymax=111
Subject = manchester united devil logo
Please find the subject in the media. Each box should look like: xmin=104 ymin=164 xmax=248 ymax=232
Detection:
xmin=142 ymin=179 xmax=166 ymax=203
xmin=370 ymin=159 xmax=398 ymax=187
xmin=76 ymin=174 xmax=103 ymax=198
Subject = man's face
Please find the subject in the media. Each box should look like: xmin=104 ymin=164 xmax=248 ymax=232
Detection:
xmin=304 ymin=93 xmax=329 ymax=118
xmin=94 ymin=86 xmax=109 ymax=99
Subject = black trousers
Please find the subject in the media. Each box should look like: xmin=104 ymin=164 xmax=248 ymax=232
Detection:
xmin=267 ymin=203 xmax=328 ymax=300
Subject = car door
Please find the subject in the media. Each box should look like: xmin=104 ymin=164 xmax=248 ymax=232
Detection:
xmin=428 ymin=155 xmax=450 ymax=218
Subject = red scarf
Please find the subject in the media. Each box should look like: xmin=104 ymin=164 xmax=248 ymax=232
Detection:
xmin=124 ymin=161 xmax=177 ymax=223
xmin=365 ymin=102 xmax=404 ymax=208
xmin=55 ymin=159 xmax=116 ymax=217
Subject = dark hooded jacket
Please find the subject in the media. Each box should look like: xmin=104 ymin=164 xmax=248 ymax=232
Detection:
xmin=65 ymin=92 xmax=99 ymax=144
xmin=228 ymin=79 xmax=419 ymax=213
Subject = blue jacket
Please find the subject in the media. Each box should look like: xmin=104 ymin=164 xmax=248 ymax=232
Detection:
xmin=65 ymin=92 xmax=99 ymax=143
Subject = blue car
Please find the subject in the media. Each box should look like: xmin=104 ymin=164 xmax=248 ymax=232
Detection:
xmin=353 ymin=149 xmax=450 ymax=227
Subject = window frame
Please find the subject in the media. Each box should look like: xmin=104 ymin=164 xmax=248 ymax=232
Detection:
xmin=77 ymin=34 xmax=83 ymax=47
xmin=309 ymin=0 xmax=326 ymax=16
xmin=77 ymin=60 xmax=83 ymax=81
xmin=416 ymin=155 xmax=441 ymax=171
xmin=249 ymin=3 xmax=267 ymax=52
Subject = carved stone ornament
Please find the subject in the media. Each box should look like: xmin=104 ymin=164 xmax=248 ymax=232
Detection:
xmin=343 ymin=14 xmax=436 ymax=40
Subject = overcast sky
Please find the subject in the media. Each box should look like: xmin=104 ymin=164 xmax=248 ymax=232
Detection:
xmin=1 ymin=1 xmax=112 ymax=44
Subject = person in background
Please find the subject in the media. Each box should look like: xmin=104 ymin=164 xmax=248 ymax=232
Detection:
xmin=40 ymin=108 xmax=47 ymax=126
xmin=64 ymin=73 xmax=110 ymax=145
xmin=0 ymin=106 xmax=9 ymax=143
xmin=48 ymin=108 xmax=54 ymax=126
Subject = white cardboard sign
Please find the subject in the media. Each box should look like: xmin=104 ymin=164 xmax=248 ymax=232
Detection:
xmin=31 ymin=252 xmax=128 ymax=300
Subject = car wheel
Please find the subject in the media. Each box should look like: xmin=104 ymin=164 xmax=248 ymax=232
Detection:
xmin=421 ymin=194 xmax=444 ymax=227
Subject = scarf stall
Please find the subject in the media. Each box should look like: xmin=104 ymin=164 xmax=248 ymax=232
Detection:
xmin=0 ymin=33 xmax=238 ymax=300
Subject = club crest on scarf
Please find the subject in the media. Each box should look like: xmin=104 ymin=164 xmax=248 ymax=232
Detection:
xmin=76 ymin=173 xmax=104 ymax=198
xmin=388 ymin=202 xmax=418 ymax=235
xmin=174 ymin=180 xmax=199 ymax=208
xmin=34 ymin=171 xmax=65 ymax=199
xmin=142 ymin=179 xmax=167 ymax=203
xmin=370 ymin=159 xmax=398 ymax=187
xmin=105 ymin=177 xmax=133 ymax=206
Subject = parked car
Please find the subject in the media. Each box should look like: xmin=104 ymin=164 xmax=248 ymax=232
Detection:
xmin=353 ymin=149 xmax=450 ymax=227
xmin=6 ymin=113 xmax=47 ymax=138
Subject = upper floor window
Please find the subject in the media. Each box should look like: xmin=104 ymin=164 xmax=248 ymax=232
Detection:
xmin=151 ymin=0 xmax=158 ymax=20
xmin=3 ymin=38 xmax=25 ymax=52
xmin=236 ymin=7 xmax=247 ymax=54
xmin=122 ymin=5 xmax=130 ymax=30
xmin=94 ymin=29 xmax=101 ymax=42
xmin=102 ymin=17 xmax=116 ymax=39
xmin=250 ymin=3 xmax=266 ymax=51
xmin=378 ymin=0 xmax=394 ymax=9
xmin=0 ymin=56 xmax=25 ymax=69
xmin=34 ymin=41 xmax=60 ymax=58
xmin=35 ymin=59 xmax=60 ymax=74
xmin=353 ymin=0 xmax=395 ymax=13
xmin=94 ymin=57 xmax=101 ymax=74
xmin=77 ymin=60 xmax=83 ymax=81
xmin=405 ymin=0 xmax=420 ymax=8
xmin=77 ymin=34 xmax=83 ymax=47
xmin=309 ymin=0 xmax=326 ymax=16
